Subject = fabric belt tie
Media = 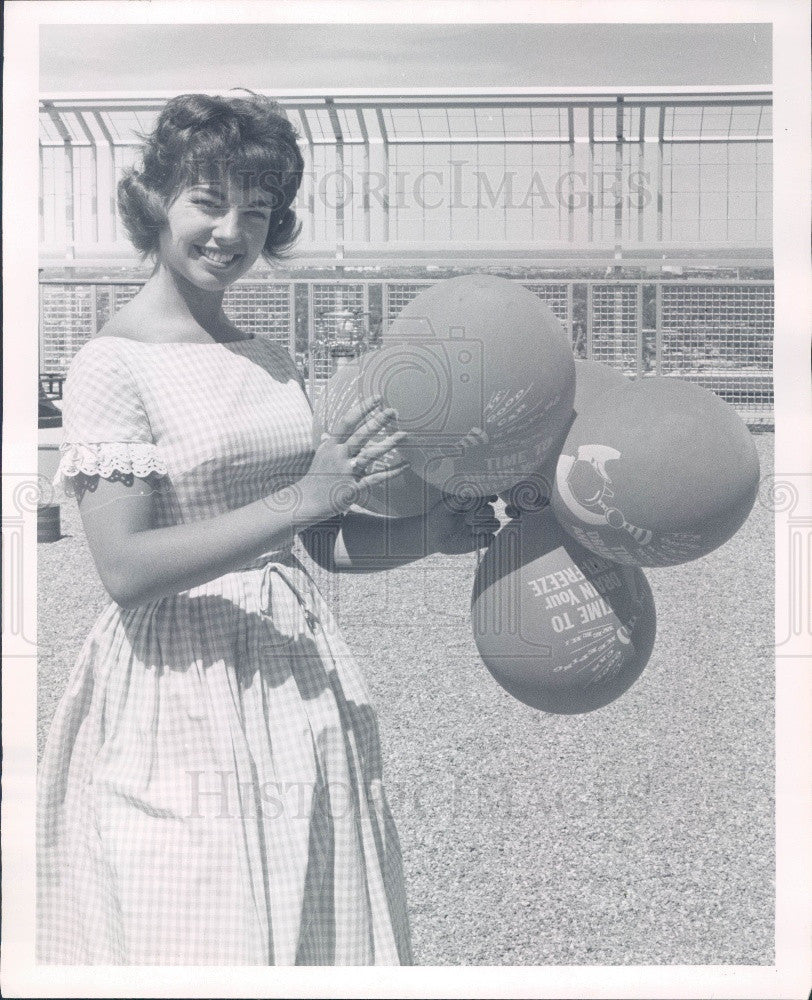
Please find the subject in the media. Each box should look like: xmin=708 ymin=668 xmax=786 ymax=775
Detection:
xmin=237 ymin=546 xmax=321 ymax=635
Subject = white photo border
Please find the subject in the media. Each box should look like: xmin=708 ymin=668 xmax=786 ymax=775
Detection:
xmin=3 ymin=2 xmax=810 ymax=997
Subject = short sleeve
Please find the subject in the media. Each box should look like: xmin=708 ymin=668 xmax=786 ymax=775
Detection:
xmin=53 ymin=338 xmax=167 ymax=500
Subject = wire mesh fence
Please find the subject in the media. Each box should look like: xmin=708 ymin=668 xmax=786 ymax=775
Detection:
xmin=383 ymin=283 xmax=434 ymax=328
xmin=224 ymin=283 xmax=294 ymax=344
xmin=657 ymin=282 xmax=773 ymax=413
xmin=589 ymin=283 xmax=643 ymax=374
xmin=39 ymin=283 xmax=95 ymax=375
xmin=39 ymin=276 xmax=774 ymax=424
xmin=307 ymin=283 xmax=370 ymax=386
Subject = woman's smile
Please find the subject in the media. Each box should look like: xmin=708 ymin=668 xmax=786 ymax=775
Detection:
xmin=194 ymin=245 xmax=244 ymax=269
xmin=158 ymin=182 xmax=273 ymax=288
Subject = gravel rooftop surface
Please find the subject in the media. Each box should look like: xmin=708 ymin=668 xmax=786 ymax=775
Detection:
xmin=37 ymin=432 xmax=775 ymax=967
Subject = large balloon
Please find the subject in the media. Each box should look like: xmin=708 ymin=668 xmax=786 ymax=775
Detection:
xmin=471 ymin=508 xmax=656 ymax=714
xmin=500 ymin=360 xmax=631 ymax=516
xmin=550 ymin=376 xmax=760 ymax=566
xmin=313 ymin=359 xmax=443 ymax=517
xmin=375 ymin=274 xmax=575 ymax=497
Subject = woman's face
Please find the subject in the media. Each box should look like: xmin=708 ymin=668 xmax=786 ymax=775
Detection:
xmin=157 ymin=178 xmax=274 ymax=290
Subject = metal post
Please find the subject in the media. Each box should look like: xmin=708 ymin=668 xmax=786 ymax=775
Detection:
xmin=657 ymin=105 xmax=665 ymax=244
xmin=637 ymin=120 xmax=645 ymax=244
xmin=75 ymin=110 xmax=99 ymax=244
xmin=586 ymin=283 xmax=594 ymax=361
xmin=613 ymin=285 xmax=623 ymax=369
xmin=614 ymin=96 xmax=624 ymax=246
xmin=297 ymin=109 xmax=316 ymax=244
xmin=362 ymin=281 xmax=370 ymax=349
xmin=566 ymin=282 xmax=574 ymax=349
xmin=39 ymin=145 xmax=45 ymax=243
xmin=92 ymin=111 xmax=117 ymax=243
xmin=587 ymin=106 xmax=595 ymax=244
xmin=45 ymin=105 xmax=76 ymax=262
xmin=357 ymin=108 xmax=371 ymax=243
xmin=64 ymin=143 xmax=75 ymax=263
xmin=325 ymin=98 xmax=345 ymax=263
xmin=39 ymin=276 xmax=46 ymax=373
xmin=636 ymin=282 xmax=644 ymax=378
xmin=89 ymin=143 xmax=99 ymax=244
xmin=307 ymin=283 xmax=316 ymax=400
xmin=288 ymin=282 xmax=296 ymax=358
xmin=753 ymin=127 xmax=760 ymax=242
xmin=724 ymin=139 xmax=731 ymax=242
xmin=91 ymin=282 xmax=99 ymax=338
xmin=502 ymin=111 xmax=508 ymax=242
xmin=376 ymin=109 xmax=390 ymax=244
xmin=654 ymin=282 xmax=663 ymax=376
xmin=567 ymin=106 xmax=575 ymax=243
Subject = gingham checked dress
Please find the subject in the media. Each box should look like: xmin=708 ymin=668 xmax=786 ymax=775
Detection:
xmin=37 ymin=334 xmax=413 ymax=966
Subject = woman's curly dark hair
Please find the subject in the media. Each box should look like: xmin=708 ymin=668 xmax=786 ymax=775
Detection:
xmin=117 ymin=92 xmax=304 ymax=262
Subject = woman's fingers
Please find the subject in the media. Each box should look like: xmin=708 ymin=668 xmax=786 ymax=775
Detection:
xmin=344 ymin=406 xmax=399 ymax=455
xmin=332 ymin=395 xmax=385 ymax=442
xmin=361 ymin=462 xmax=411 ymax=488
xmin=459 ymin=426 xmax=490 ymax=453
xmin=354 ymin=429 xmax=409 ymax=467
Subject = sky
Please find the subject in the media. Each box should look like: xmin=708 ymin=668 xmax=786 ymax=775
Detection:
xmin=40 ymin=22 xmax=771 ymax=93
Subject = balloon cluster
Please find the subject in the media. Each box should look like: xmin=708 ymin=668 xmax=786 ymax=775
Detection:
xmin=314 ymin=275 xmax=760 ymax=715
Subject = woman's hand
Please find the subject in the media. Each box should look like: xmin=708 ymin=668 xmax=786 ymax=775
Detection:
xmin=424 ymin=494 xmax=501 ymax=555
xmin=299 ymin=395 xmax=410 ymax=524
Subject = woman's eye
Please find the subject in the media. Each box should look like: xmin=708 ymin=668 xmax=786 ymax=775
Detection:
xmin=192 ymin=197 xmax=219 ymax=209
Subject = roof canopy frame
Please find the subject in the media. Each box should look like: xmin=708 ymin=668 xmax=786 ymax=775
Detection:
xmin=38 ymin=88 xmax=773 ymax=269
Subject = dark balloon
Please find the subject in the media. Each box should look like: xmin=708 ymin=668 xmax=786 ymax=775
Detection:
xmin=380 ymin=274 xmax=576 ymax=498
xmin=550 ymin=376 xmax=760 ymax=566
xmin=471 ymin=508 xmax=656 ymax=714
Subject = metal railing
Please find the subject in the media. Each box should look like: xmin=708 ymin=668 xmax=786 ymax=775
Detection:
xmin=39 ymin=276 xmax=773 ymax=424
xmin=39 ymin=89 xmax=772 ymax=267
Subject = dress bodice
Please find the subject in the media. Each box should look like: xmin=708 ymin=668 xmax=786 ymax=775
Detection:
xmin=54 ymin=336 xmax=315 ymax=530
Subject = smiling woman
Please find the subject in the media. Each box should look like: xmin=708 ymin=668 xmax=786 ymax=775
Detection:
xmin=35 ymin=91 xmax=497 ymax=967
xmin=117 ymin=92 xmax=303 ymax=265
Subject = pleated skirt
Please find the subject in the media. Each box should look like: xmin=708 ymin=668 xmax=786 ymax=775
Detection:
xmin=37 ymin=554 xmax=412 ymax=965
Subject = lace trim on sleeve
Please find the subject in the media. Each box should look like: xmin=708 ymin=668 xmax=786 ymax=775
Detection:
xmin=52 ymin=441 xmax=168 ymax=501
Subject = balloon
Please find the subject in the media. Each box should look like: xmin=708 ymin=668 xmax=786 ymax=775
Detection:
xmin=572 ymin=359 xmax=632 ymax=413
xmin=550 ymin=376 xmax=760 ymax=566
xmin=471 ymin=508 xmax=656 ymax=714
xmin=376 ymin=274 xmax=576 ymax=497
xmin=313 ymin=358 xmax=443 ymax=517
xmin=499 ymin=360 xmax=630 ymax=517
